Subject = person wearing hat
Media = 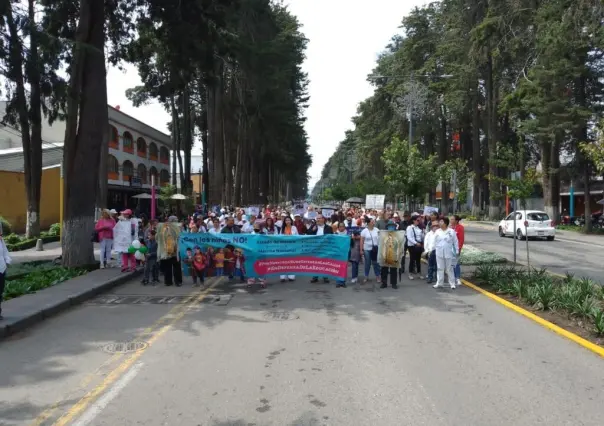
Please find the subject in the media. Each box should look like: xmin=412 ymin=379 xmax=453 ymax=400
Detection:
xmin=95 ymin=209 xmax=116 ymax=269
xmin=0 ymin=223 xmax=12 ymax=320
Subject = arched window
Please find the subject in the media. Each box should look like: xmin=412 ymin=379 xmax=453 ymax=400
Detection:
xmin=149 ymin=142 xmax=158 ymax=161
xmin=123 ymin=132 xmax=134 ymax=153
xmin=137 ymin=163 xmax=148 ymax=184
xmin=109 ymin=125 xmax=119 ymax=149
xmin=159 ymin=146 xmax=170 ymax=165
xmin=160 ymin=169 xmax=170 ymax=186
xmin=136 ymin=137 xmax=147 ymax=158
xmin=122 ymin=160 xmax=134 ymax=181
xmin=108 ymin=155 xmax=119 ymax=180
xmin=149 ymin=166 xmax=159 ymax=185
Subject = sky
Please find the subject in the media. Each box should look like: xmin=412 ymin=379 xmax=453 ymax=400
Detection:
xmin=106 ymin=0 xmax=426 ymax=189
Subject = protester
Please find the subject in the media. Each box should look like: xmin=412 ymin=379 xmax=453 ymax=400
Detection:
xmin=221 ymin=217 xmax=241 ymax=233
xmin=450 ymin=214 xmax=465 ymax=286
xmin=379 ymin=220 xmax=399 ymax=289
xmin=433 ymin=217 xmax=459 ymax=290
xmin=423 ymin=222 xmax=439 ymax=284
xmin=113 ymin=209 xmax=138 ymax=272
xmin=279 ymin=216 xmax=298 ymax=282
xmin=405 ymin=214 xmax=424 ymax=280
xmin=142 ymin=230 xmax=159 ymax=285
xmin=0 ymin=224 xmax=12 ymax=320
xmin=360 ymin=217 xmax=381 ymax=283
xmin=159 ymin=216 xmax=183 ymax=287
xmin=307 ymin=214 xmax=333 ymax=283
xmin=335 ymin=222 xmax=349 ymax=288
xmin=95 ymin=209 xmax=115 ymax=269
xmin=349 ymin=228 xmax=361 ymax=284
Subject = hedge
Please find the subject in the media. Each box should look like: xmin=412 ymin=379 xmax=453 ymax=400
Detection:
xmin=6 ymin=235 xmax=60 ymax=252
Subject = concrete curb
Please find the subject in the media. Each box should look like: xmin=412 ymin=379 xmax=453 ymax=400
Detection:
xmin=461 ymin=278 xmax=604 ymax=359
xmin=0 ymin=270 xmax=141 ymax=341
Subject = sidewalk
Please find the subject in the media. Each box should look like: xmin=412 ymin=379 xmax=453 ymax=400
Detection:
xmin=464 ymin=221 xmax=604 ymax=247
xmin=9 ymin=242 xmax=102 ymax=264
xmin=1 ymin=268 xmax=139 ymax=340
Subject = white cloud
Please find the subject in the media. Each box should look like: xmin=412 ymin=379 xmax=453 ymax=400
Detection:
xmin=106 ymin=0 xmax=425 ymax=189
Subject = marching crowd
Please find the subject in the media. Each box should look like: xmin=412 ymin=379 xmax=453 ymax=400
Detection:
xmin=92 ymin=204 xmax=465 ymax=292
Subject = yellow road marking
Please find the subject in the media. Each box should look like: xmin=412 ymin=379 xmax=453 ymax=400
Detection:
xmin=461 ymin=278 xmax=604 ymax=359
xmin=29 ymin=278 xmax=222 ymax=426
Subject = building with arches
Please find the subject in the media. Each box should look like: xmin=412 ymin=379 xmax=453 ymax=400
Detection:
xmin=0 ymin=103 xmax=172 ymax=230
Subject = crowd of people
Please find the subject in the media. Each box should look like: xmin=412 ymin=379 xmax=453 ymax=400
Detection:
xmin=92 ymin=204 xmax=465 ymax=291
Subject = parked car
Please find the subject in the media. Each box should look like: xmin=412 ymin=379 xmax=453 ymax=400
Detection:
xmin=498 ymin=210 xmax=556 ymax=241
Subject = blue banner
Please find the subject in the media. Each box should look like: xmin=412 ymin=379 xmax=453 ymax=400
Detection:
xmin=178 ymin=234 xmax=350 ymax=279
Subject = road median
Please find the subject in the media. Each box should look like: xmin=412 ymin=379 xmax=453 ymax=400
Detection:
xmin=467 ymin=264 xmax=604 ymax=358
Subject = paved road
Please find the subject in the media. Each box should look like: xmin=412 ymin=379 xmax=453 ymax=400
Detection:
xmin=1 ymin=274 xmax=603 ymax=426
xmin=464 ymin=224 xmax=604 ymax=282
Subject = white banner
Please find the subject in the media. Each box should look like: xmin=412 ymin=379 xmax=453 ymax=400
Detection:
xmin=365 ymin=194 xmax=385 ymax=209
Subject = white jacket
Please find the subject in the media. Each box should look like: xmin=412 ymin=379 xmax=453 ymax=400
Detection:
xmin=0 ymin=238 xmax=12 ymax=274
xmin=424 ymin=230 xmax=437 ymax=253
xmin=434 ymin=228 xmax=459 ymax=259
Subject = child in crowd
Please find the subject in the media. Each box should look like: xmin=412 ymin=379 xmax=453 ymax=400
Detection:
xmin=142 ymin=230 xmax=159 ymax=285
xmin=214 ymin=248 xmax=225 ymax=277
xmin=183 ymin=247 xmax=194 ymax=278
xmin=205 ymin=247 xmax=215 ymax=277
xmin=233 ymin=248 xmax=246 ymax=283
xmin=224 ymin=246 xmax=235 ymax=279
xmin=191 ymin=246 xmax=206 ymax=286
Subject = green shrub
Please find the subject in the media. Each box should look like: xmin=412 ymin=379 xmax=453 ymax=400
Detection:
xmin=6 ymin=235 xmax=60 ymax=252
xmin=2 ymin=267 xmax=87 ymax=300
xmin=4 ymin=233 xmax=22 ymax=245
xmin=48 ymin=223 xmax=61 ymax=236
xmin=0 ymin=216 xmax=12 ymax=235
xmin=590 ymin=308 xmax=604 ymax=336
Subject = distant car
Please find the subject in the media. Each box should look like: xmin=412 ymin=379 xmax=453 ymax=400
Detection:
xmin=498 ymin=210 xmax=556 ymax=241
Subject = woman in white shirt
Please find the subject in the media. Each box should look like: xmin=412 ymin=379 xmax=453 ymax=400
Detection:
xmin=405 ymin=215 xmax=424 ymax=280
xmin=360 ymin=218 xmax=381 ymax=284
xmin=278 ymin=216 xmax=298 ymax=282
xmin=433 ymin=217 xmax=459 ymax=290
xmin=0 ymin=227 xmax=13 ymax=319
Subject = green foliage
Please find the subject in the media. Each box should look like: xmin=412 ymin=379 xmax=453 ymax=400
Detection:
xmin=0 ymin=217 xmax=12 ymax=235
xmin=48 ymin=223 xmax=61 ymax=237
xmin=383 ymin=137 xmax=438 ymax=201
xmin=5 ymin=235 xmax=61 ymax=252
xmin=3 ymin=267 xmax=87 ymax=301
xmin=472 ymin=266 xmax=604 ymax=336
xmin=458 ymin=245 xmax=507 ymax=265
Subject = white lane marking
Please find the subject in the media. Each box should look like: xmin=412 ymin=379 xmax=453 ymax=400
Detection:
xmin=71 ymin=361 xmax=144 ymax=426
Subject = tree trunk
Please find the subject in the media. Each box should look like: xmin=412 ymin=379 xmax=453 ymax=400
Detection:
xmin=182 ymin=85 xmax=192 ymax=193
xmin=206 ymin=85 xmax=216 ymax=204
xmin=200 ymin=88 xmax=209 ymax=207
xmin=62 ymin=0 xmax=106 ymax=267
xmin=540 ymin=140 xmax=553 ymax=217
xmin=486 ymin=52 xmax=501 ymax=220
xmin=471 ymin=86 xmax=482 ymax=216
xmin=6 ymin=3 xmax=41 ymax=238
xmin=212 ymin=64 xmax=225 ymax=205
xmin=170 ymin=94 xmax=185 ymax=191
xmin=97 ymin=119 xmax=109 ymax=209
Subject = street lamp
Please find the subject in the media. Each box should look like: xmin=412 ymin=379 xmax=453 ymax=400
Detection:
xmin=368 ymin=73 xmax=454 ymax=146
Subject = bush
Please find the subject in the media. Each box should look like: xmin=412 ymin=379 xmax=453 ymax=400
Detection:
xmin=3 ymin=233 xmax=22 ymax=245
xmin=48 ymin=223 xmax=61 ymax=236
xmin=0 ymin=216 xmax=12 ymax=235
xmin=3 ymin=266 xmax=87 ymax=300
xmin=6 ymin=235 xmax=60 ymax=252
xmin=472 ymin=265 xmax=604 ymax=336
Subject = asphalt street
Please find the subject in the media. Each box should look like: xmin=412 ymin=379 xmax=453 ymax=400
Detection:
xmin=464 ymin=224 xmax=604 ymax=283
xmin=1 ymin=273 xmax=603 ymax=426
